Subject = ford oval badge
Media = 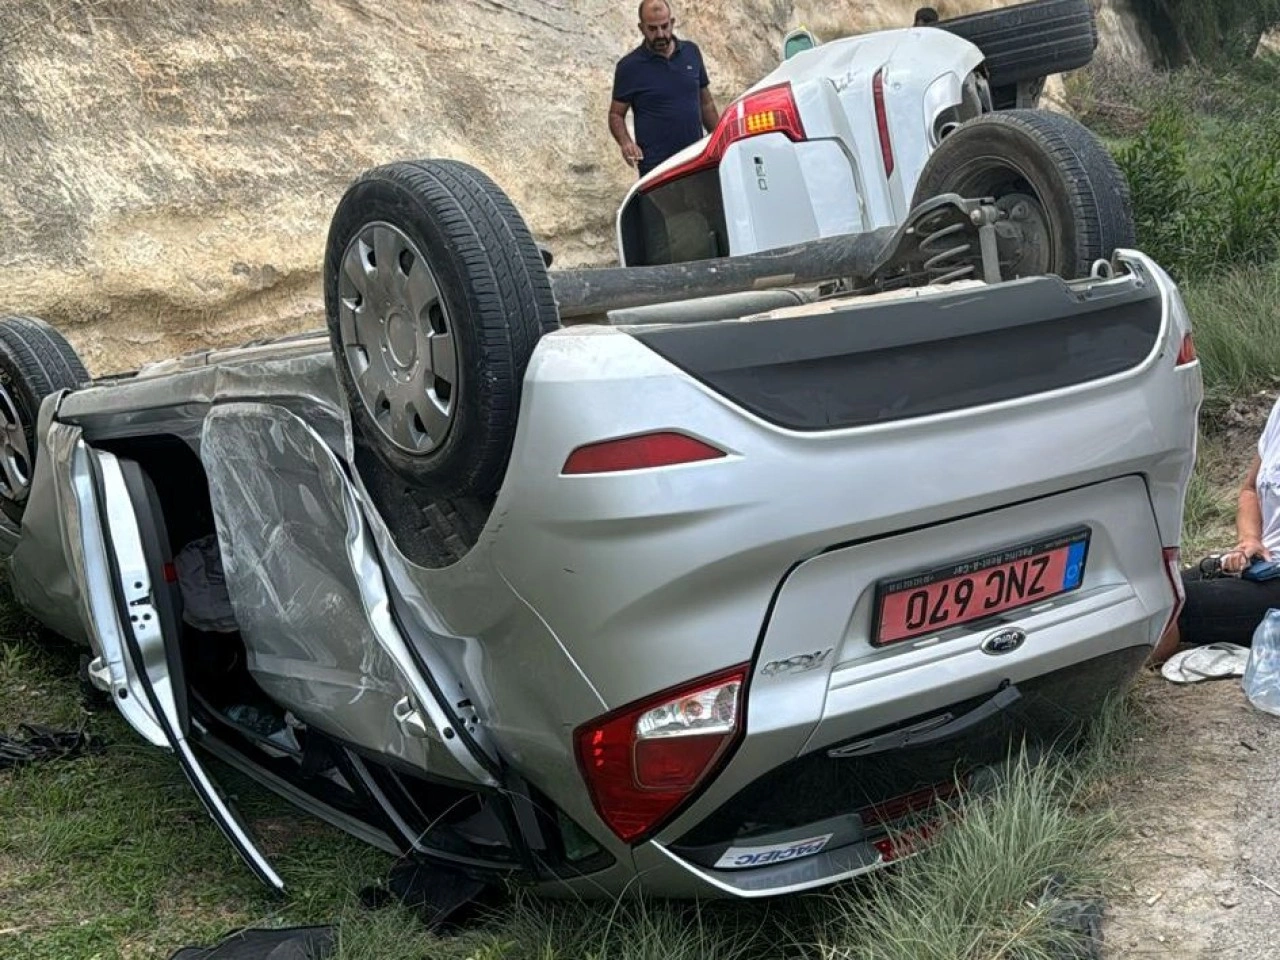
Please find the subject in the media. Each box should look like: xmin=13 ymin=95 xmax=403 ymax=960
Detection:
xmin=981 ymin=628 xmax=1026 ymax=655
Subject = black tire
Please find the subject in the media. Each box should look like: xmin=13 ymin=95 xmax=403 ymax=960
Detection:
xmin=324 ymin=159 xmax=558 ymax=564
xmin=0 ymin=315 xmax=89 ymax=523
xmin=911 ymin=110 xmax=1135 ymax=281
xmin=938 ymin=0 xmax=1097 ymax=89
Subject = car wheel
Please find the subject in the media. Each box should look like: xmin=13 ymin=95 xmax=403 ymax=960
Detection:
xmin=936 ymin=0 xmax=1097 ymax=90
xmin=911 ymin=109 xmax=1135 ymax=281
xmin=324 ymin=159 xmax=559 ymax=565
xmin=0 ymin=315 xmax=89 ymax=523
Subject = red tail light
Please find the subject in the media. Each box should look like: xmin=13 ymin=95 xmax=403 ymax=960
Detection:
xmin=574 ymin=665 xmax=748 ymax=843
xmin=873 ymin=823 xmax=935 ymax=862
xmin=562 ymin=432 xmax=726 ymax=475
xmin=1159 ymin=546 xmax=1186 ymax=639
xmin=1176 ymin=331 xmax=1197 ymax=366
xmin=872 ymin=67 xmax=895 ymax=177
xmin=641 ymin=83 xmax=806 ymax=191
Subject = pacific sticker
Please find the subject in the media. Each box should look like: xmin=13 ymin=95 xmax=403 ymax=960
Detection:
xmin=714 ymin=833 xmax=833 ymax=870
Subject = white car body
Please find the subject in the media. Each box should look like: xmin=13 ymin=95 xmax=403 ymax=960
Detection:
xmin=616 ymin=28 xmax=988 ymax=266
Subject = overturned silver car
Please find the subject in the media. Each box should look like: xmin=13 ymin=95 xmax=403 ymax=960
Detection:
xmin=0 ymin=142 xmax=1200 ymax=899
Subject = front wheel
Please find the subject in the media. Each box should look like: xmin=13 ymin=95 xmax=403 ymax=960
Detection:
xmin=911 ymin=109 xmax=1136 ymax=281
xmin=0 ymin=316 xmax=89 ymax=523
xmin=323 ymin=159 xmax=560 ymax=566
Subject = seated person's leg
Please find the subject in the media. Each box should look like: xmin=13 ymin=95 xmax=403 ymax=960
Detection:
xmin=1152 ymin=565 xmax=1280 ymax=663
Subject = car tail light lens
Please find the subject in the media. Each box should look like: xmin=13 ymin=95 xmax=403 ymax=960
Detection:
xmin=1176 ymin=331 xmax=1197 ymax=366
xmin=872 ymin=823 xmax=935 ymax=862
xmin=873 ymin=67 xmax=895 ymax=177
xmin=1160 ymin=546 xmax=1186 ymax=638
xmin=562 ymin=432 xmax=726 ymax=475
xmin=641 ymin=83 xmax=806 ymax=191
xmin=574 ymin=665 xmax=747 ymax=843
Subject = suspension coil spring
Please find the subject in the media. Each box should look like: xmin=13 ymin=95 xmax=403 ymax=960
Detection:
xmin=917 ymin=217 xmax=976 ymax=284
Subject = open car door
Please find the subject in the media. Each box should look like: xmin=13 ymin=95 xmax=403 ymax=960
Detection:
xmin=81 ymin=444 xmax=284 ymax=891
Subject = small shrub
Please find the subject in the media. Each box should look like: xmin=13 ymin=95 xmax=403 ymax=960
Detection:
xmin=1113 ymin=106 xmax=1194 ymax=274
xmin=1113 ymin=104 xmax=1280 ymax=281
xmin=1201 ymin=117 xmax=1280 ymax=270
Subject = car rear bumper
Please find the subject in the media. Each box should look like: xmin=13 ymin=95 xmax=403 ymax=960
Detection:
xmin=623 ymin=643 xmax=1146 ymax=898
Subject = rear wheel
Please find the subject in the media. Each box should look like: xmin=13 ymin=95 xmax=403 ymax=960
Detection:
xmin=912 ymin=110 xmax=1135 ymax=281
xmin=324 ymin=159 xmax=559 ymax=565
xmin=0 ymin=315 xmax=89 ymax=523
xmin=937 ymin=0 xmax=1097 ymax=91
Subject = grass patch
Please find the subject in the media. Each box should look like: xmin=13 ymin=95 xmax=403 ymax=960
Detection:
xmin=0 ymin=599 xmax=400 ymax=959
xmin=1070 ymin=51 xmax=1280 ymax=139
xmin=804 ymin=707 xmax=1132 ymax=960
xmin=1182 ymin=450 xmax=1238 ymax=560
xmin=1182 ymin=260 xmax=1280 ymax=414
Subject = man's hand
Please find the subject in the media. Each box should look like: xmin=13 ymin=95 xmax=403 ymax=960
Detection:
xmin=620 ymin=141 xmax=644 ymax=167
xmin=1223 ymin=537 xmax=1271 ymax=573
xmin=609 ymin=99 xmax=642 ymax=168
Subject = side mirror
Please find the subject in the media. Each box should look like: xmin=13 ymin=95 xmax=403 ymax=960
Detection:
xmin=782 ymin=27 xmax=818 ymax=60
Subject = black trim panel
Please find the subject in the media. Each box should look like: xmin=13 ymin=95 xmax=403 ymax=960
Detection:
xmin=632 ymin=275 xmax=1162 ymax=430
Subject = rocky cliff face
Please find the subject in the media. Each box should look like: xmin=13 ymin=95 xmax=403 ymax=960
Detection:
xmin=0 ymin=0 xmax=1152 ymax=373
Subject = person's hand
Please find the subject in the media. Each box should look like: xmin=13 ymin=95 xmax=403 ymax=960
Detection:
xmin=620 ymin=141 xmax=643 ymax=168
xmin=1223 ymin=537 xmax=1270 ymax=573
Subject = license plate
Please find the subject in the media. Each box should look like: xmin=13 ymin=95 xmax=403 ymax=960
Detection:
xmin=872 ymin=527 xmax=1091 ymax=646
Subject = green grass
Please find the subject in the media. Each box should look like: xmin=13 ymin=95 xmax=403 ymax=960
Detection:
xmin=1182 ymin=456 xmax=1237 ymax=561
xmin=0 ymin=648 xmax=396 ymax=959
xmin=1183 ymin=260 xmax=1280 ymax=414
xmin=1071 ymin=53 xmax=1280 ymax=284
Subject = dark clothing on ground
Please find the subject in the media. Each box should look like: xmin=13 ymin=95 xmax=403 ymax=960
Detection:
xmin=612 ymin=39 xmax=710 ymax=175
xmin=1178 ymin=563 xmax=1280 ymax=646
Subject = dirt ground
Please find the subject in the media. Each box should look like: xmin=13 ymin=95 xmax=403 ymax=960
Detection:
xmin=1103 ymin=673 xmax=1280 ymax=958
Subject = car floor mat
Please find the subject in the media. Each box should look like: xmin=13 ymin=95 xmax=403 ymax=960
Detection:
xmin=166 ymin=925 xmax=334 ymax=960
xmin=360 ymin=859 xmax=499 ymax=931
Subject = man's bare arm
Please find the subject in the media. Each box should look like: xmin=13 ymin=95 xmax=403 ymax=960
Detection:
xmin=609 ymin=100 xmax=643 ymax=166
xmin=699 ymin=87 xmax=720 ymax=132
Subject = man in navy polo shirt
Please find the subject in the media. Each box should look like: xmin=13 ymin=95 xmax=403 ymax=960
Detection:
xmin=608 ymin=0 xmax=721 ymax=177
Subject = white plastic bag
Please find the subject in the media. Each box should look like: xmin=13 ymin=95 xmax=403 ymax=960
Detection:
xmin=1242 ymin=608 xmax=1280 ymax=716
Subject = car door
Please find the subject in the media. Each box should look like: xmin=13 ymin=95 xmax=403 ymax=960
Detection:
xmin=196 ymin=401 xmax=499 ymax=791
xmin=81 ymin=443 xmax=285 ymax=890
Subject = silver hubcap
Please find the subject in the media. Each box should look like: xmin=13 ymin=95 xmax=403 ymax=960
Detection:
xmin=337 ymin=222 xmax=458 ymax=455
xmin=0 ymin=383 xmax=31 ymax=503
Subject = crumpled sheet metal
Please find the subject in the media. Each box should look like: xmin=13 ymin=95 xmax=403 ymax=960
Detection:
xmin=59 ymin=350 xmax=351 ymax=459
xmin=199 ymin=402 xmax=481 ymax=782
xmin=7 ymin=417 xmax=90 ymax=646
